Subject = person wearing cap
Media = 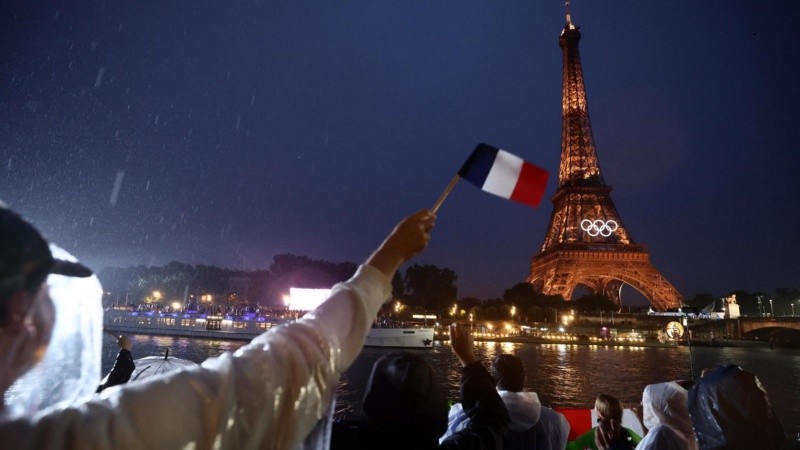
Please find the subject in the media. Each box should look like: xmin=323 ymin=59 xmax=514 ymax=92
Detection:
xmin=0 ymin=206 xmax=99 ymax=416
xmin=0 ymin=206 xmax=436 ymax=449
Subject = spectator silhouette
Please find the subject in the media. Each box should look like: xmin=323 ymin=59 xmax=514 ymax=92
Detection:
xmin=331 ymin=323 xmax=509 ymax=449
xmin=442 ymin=353 xmax=569 ymax=450
xmin=635 ymin=381 xmax=698 ymax=450
xmin=689 ymin=364 xmax=788 ymax=450
xmin=96 ymin=334 xmax=135 ymax=393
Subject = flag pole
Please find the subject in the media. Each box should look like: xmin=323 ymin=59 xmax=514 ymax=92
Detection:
xmin=103 ymin=328 xmax=121 ymax=339
xmin=431 ymin=175 xmax=460 ymax=214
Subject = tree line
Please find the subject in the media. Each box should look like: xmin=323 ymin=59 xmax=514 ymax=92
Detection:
xmin=98 ymin=256 xmax=799 ymax=319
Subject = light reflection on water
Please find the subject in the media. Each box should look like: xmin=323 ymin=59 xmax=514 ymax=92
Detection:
xmin=102 ymin=335 xmax=800 ymax=435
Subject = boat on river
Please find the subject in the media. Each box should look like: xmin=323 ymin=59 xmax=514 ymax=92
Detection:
xmin=103 ymin=307 xmax=434 ymax=348
xmin=364 ymin=326 xmax=434 ymax=348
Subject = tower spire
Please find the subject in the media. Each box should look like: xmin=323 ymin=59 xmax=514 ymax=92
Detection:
xmin=565 ymin=0 xmax=572 ymax=26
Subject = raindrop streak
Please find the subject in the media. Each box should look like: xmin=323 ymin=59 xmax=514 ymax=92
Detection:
xmin=235 ymin=116 xmax=241 ymax=132
xmin=109 ymin=170 xmax=125 ymax=206
xmin=94 ymin=67 xmax=105 ymax=88
xmin=6 ymin=158 xmax=12 ymax=170
xmin=145 ymin=180 xmax=150 ymax=191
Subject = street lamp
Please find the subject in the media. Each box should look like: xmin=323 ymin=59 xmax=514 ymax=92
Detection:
xmin=769 ymin=298 xmax=774 ymax=317
xmin=791 ymin=301 xmax=795 ymax=317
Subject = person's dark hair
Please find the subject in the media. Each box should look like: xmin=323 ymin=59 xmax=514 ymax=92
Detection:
xmin=361 ymin=351 xmax=448 ymax=448
xmin=491 ymin=353 xmax=525 ymax=392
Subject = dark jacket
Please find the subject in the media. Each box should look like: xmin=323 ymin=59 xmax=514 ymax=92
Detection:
xmin=96 ymin=349 xmax=135 ymax=393
xmin=689 ymin=364 xmax=787 ymax=450
xmin=332 ymin=353 xmax=509 ymax=450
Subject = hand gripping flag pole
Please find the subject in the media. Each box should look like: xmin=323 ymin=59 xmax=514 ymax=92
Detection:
xmin=431 ymin=143 xmax=549 ymax=214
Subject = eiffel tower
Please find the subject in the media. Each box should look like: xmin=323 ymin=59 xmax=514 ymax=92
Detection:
xmin=527 ymin=6 xmax=682 ymax=311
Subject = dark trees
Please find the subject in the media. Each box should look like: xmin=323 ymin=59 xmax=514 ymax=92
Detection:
xmin=403 ymin=264 xmax=458 ymax=312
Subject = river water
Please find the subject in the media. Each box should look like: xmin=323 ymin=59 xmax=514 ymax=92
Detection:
xmin=102 ymin=335 xmax=800 ymax=436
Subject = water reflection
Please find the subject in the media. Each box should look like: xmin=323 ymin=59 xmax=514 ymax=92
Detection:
xmin=102 ymin=335 xmax=800 ymax=435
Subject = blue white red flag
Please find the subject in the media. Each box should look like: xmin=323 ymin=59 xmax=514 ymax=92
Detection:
xmin=458 ymin=143 xmax=549 ymax=207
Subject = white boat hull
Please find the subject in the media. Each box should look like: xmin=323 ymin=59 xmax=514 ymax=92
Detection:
xmin=364 ymin=327 xmax=435 ymax=348
xmin=104 ymin=309 xmax=435 ymax=348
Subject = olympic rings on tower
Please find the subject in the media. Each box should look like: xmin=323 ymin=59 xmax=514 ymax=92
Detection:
xmin=580 ymin=219 xmax=618 ymax=237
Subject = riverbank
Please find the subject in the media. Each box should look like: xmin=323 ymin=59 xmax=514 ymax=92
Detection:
xmin=433 ymin=334 xmax=679 ymax=348
xmin=436 ymin=335 xmax=773 ymax=349
xmin=484 ymin=336 xmax=677 ymax=348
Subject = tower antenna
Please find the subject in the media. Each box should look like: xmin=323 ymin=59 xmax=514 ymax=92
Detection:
xmin=565 ymin=0 xmax=572 ymax=25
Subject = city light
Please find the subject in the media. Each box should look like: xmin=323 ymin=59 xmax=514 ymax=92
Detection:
xmin=287 ymin=288 xmax=331 ymax=311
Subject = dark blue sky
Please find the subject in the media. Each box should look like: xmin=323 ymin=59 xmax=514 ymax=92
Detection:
xmin=2 ymin=1 xmax=799 ymax=303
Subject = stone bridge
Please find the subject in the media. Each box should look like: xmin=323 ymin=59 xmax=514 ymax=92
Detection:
xmin=724 ymin=317 xmax=800 ymax=340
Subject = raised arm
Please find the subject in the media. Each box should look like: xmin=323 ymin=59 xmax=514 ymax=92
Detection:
xmin=0 ymin=210 xmax=437 ymax=450
xmin=441 ymin=323 xmax=510 ymax=449
xmin=310 ymin=209 xmax=435 ymax=367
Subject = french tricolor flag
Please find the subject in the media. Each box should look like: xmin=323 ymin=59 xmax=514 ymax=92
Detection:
xmin=458 ymin=143 xmax=549 ymax=208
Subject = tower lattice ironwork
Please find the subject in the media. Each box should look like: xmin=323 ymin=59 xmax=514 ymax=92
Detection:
xmin=527 ymin=11 xmax=682 ymax=311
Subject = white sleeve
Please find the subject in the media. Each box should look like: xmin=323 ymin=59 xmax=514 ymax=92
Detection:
xmin=0 ymin=264 xmax=391 ymax=450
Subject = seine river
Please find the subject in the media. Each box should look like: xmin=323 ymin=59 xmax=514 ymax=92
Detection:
xmin=102 ymin=335 xmax=800 ymax=436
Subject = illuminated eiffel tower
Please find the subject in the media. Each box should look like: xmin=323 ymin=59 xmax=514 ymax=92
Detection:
xmin=527 ymin=6 xmax=682 ymax=311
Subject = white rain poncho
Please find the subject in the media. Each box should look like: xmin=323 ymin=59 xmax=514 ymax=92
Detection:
xmin=0 ymin=264 xmax=392 ymax=450
xmin=2 ymin=245 xmax=103 ymax=420
xmin=636 ymin=381 xmax=698 ymax=450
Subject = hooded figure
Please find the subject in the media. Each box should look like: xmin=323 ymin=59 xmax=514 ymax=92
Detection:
xmin=332 ymin=343 xmax=509 ymax=450
xmin=688 ymin=365 xmax=787 ymax=450
xmin=0 ymin=206 xmax=100 ymax=419
xmin=361 ymin=351 xmax=449 ymax=449
xmin=635 ymin=381 xmax=698 ymax=450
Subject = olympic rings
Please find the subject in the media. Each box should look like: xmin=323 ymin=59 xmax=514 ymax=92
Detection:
xmin=580 ymin=219 xmax=618 ymax=237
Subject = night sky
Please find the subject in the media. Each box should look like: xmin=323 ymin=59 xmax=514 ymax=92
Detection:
xmin=2 ymin=2 xmax=799 ymax=304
